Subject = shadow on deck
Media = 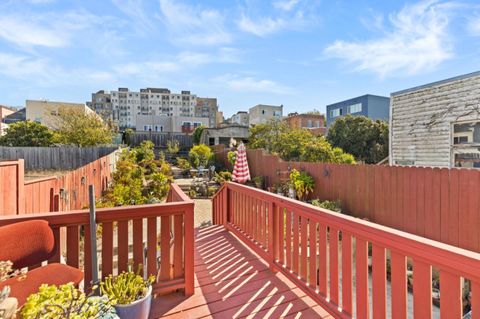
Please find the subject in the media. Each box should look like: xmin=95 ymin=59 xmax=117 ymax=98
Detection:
xmin=150 ymin=225 xmax=333 ymax=318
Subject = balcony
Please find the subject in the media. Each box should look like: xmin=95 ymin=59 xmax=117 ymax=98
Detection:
xmin=2 ymin=182 xmax=480 ymax=318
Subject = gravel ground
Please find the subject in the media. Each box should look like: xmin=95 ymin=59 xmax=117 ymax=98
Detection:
xmin=193 ymin=199 xmax=212 ymax=228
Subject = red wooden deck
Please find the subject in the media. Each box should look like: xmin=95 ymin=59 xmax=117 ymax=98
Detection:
xmin=149 ymin=225 xmax=333 ymax=318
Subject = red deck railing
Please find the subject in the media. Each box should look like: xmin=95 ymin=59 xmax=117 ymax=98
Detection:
xmin=212 ymin=182 xmax=480 ymax=318
xmin=0 ymin=183 xmax=194 ymax=295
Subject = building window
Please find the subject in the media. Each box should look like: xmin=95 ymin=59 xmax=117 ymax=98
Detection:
xmin=347 ymin=103 xmax=362 ymax=114
xmin=307 ymin=120 xmax=312 ymax=128
xmin=452 ymin=121 xmax=480 ymax=168
xmin=274 ymin=111 xmax=281 ymax=117
xmin=330 ymin=108 xmax=342 ymax=118
xmin=262 ymin=110 xmax=265 ymax=115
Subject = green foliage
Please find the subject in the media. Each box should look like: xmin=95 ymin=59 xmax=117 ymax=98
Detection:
xmin=248 ymin=120 xmax=355 ymax=164
xmin=252 ymin=176 xmax=264 ymax=186
xmin=189 ymin=144 xmax=213 ymax=168
xmin=101 ymin=271 xmax=155 ymax=305
xmin=227 ymin=151 xmax=237 ymax=167
xmin=124 ymin=128 xmax=134 ymax=146
xmin=99 ymin=141 xmax=171 ymax=207
xmin=327 ymin=115 xmax=388 ymax=164
xmin=289 ymin=169 xmax=315 ymax=200
xmin=311 ymin=199 xmax=342 ymax=212
xmin=214 ymin=171 xmax=232 ymax=184
xmin=192 ymin=126 xmax=205 ymax=145
xmin=166 ymin=140 xmax=180 ymax=155
xmin=0 ymin=121 xmax=55 ymax=146
xmin=21 ymin=283 xmax=116 ymax=319
xmin=176 ymin=157 xmax=191 ymax=170
xmin=54 ymin=109 xmax=114 ymax=146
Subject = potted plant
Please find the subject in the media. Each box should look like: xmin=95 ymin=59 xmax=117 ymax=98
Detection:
xmin=100 ymin=270 xmax=155 ymax=319
xmin=21 ymin=283 xmax=117 ymax=319
xmin=252 ymin=176 xmax=264 ymax=189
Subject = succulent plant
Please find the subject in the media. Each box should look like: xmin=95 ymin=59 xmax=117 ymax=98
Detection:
xmin=100 ymin=270 xmax=155 ymax=305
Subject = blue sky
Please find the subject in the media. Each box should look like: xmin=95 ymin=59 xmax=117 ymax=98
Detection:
xmin=1 ymin=0 xmax=480 ymax=117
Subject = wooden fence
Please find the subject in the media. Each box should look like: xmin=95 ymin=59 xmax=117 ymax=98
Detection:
xmin=215 ymin=147 xmax=480 ymax=253
xmin=0 ymin=146 xmax=119 ymax=170
xmin=128 ymin=132 xmax=193 ymax=150
xmin=0 ymin=151 xmax=116 ymax=216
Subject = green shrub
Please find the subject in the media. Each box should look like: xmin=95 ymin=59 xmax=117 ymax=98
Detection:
xmin=176 ymin=157 xmax=191 ymax=170
xmin=101 ymin=271 xmax=155 ymax=305
xmin=193 ymin=126 xmax=205 ymax=145
xmin=227 ymin=151 xmax=237 ymax=167
xmin=22 ymin=283 xmax=116 ymax=319
xmin=214 ymin=171 xmax=232 ymax=184
xmin=311 ymin=199 xmax=342 ymax=212
xmin=166 ymin=140 xmax=180 ymax=155
xmin=189 ymin=144 xmax=213 ymax=168
xmin=289 ymin=169 xmax=315 ymax=201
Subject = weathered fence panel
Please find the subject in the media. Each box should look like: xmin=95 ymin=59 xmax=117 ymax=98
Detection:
xmin=214 ymin=146 xmax=480 ymax=253
xmin=0 ymin=146 xmax=118 ymax=170
xmin=128 ymin=132 xmax=193 ymax=150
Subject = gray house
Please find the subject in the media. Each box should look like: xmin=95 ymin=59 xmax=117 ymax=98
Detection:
xmin=326 ymin=94 xmax=390 ymax=127
xmin=390 ymin=71 xmax=480 ymax=168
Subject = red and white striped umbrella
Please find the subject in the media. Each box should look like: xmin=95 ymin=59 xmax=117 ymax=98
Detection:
xmin=232 ymin=142 xmax=250 ymax=184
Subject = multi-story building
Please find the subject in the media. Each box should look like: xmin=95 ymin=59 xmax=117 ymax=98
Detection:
xmin=195 ymin=97 xmax=218 ymax=128
xmin=135 ymin=115 xmax=209 ymax=133
xmin=284 ymin=112 xmax=327 ymax=135
xmin=230 ymin=111 xmax=249 ymax=126
xmin=87 ymin=90 xmax=112 ymax=123
xmin=248 ymin=104 xmax=283 ymax=126
xmin=26 ymin=99 xmax=95 ymax=129
xmin=326 ymin=94 xmax=390 ymax=127
xmin=88 ymin=88 xmax=217 ymax=130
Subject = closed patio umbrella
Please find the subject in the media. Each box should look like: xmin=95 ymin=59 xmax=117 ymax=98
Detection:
xmin=232 ymin=142 xmax=250 ymax=184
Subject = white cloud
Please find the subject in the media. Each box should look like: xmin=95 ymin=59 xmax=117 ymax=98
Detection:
xmin=158 ymin=0 xmax=231 ymax=45
xmin=468 ymin=18 xmax=480 ymax=36
xmin=216 ymin=74 xmax=292 ymax=94
xmin=273 ymin=0 xmax=300 ymax=11
xmin=324 ymin=0 xmax=454 ymax=77
xmin=0 ymin=53 xmax=51 ymax=78
xmin=237 ymin=1 xmax=313 ymax=37
xmin=111 ymin=0 xmax=155 ymax=35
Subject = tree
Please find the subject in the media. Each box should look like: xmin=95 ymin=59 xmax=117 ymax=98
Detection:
xmin=0 ymin=121 xmax=55 ymax=146
xmin=248 ymin=120 xmax=355 ymax=164
xmin=53 ymin=109 xmax=114 ymax=146
xmin=189 ymin=144 xmax=213 ymax=168
xmin=193 ymin=126 xmax=205 ymax=145
xmin=327 ymin=115 xmax=388 ymax=164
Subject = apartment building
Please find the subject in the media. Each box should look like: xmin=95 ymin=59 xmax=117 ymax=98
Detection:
xmin=284 ymin=112 xmax=327 ymax=135
xmin=326 ymin=94 xmax=390 ymax=127
xmin=195 ymin=97 xmax=218 ymax=128
xmin=248 ymin=104 xmax=283 ymax=126
xmin=230 ymin=111 xmax=249 ymax=126
xmin=136 ymin=115 xmax=209 ymax=133
xmin=89 ymin=88 xmax=217 ymax=130
xmin=26 ymin=99 xmax=94 ymax=129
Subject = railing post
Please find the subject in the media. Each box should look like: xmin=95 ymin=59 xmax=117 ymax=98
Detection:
xmin=223 ymin=185 xmax=229 ymax=226
xmin=268 ymin=200 xmax=276 ymax=272
xmin=184 ymin=203 xmax=194 ymax=296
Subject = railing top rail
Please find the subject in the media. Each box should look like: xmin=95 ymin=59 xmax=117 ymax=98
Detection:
xmin=169 ymin=183 xmax=194 ymax=203
xmin=0 ymin=184 xmax=193 ymax=227
xmin=24 ymin=176 xmax=58 ymax=184
xmin=211 ymin=183 xmax=227 ymax=201
xmin=225 ymin=181 xmax=480 ymax=279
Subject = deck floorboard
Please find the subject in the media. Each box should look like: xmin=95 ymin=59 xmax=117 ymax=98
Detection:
xmin=149 ymin=225 xmax=333 ymax=319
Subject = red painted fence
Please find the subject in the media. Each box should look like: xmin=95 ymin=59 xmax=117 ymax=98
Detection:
xmin=0 ymin=152 xmax=115 ymax=216
xmin=213 ymin=182 xmax=480 ymax=318
xmin=0 ymin=184 xmax=194 ymax=295
xmin=215 ymin=147 xmax=480 ymax=253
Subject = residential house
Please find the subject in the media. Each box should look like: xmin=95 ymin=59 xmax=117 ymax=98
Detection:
xmin=390 ymin=71 xmax=480 ymax=168
xmin=326 ymin=94 xmax=390 ymax=127
xmin=230 ymin=111 xmax=249 ymax=126
xmin=248 ymin=104 xmax=283 ymax=126
xmin=135 ymin=115 xmax=209 ymax=133
xmin=26 ymin=99 xmax=95 ymax=129
xmin=200 ymin=125 xmax=249 ymax=146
